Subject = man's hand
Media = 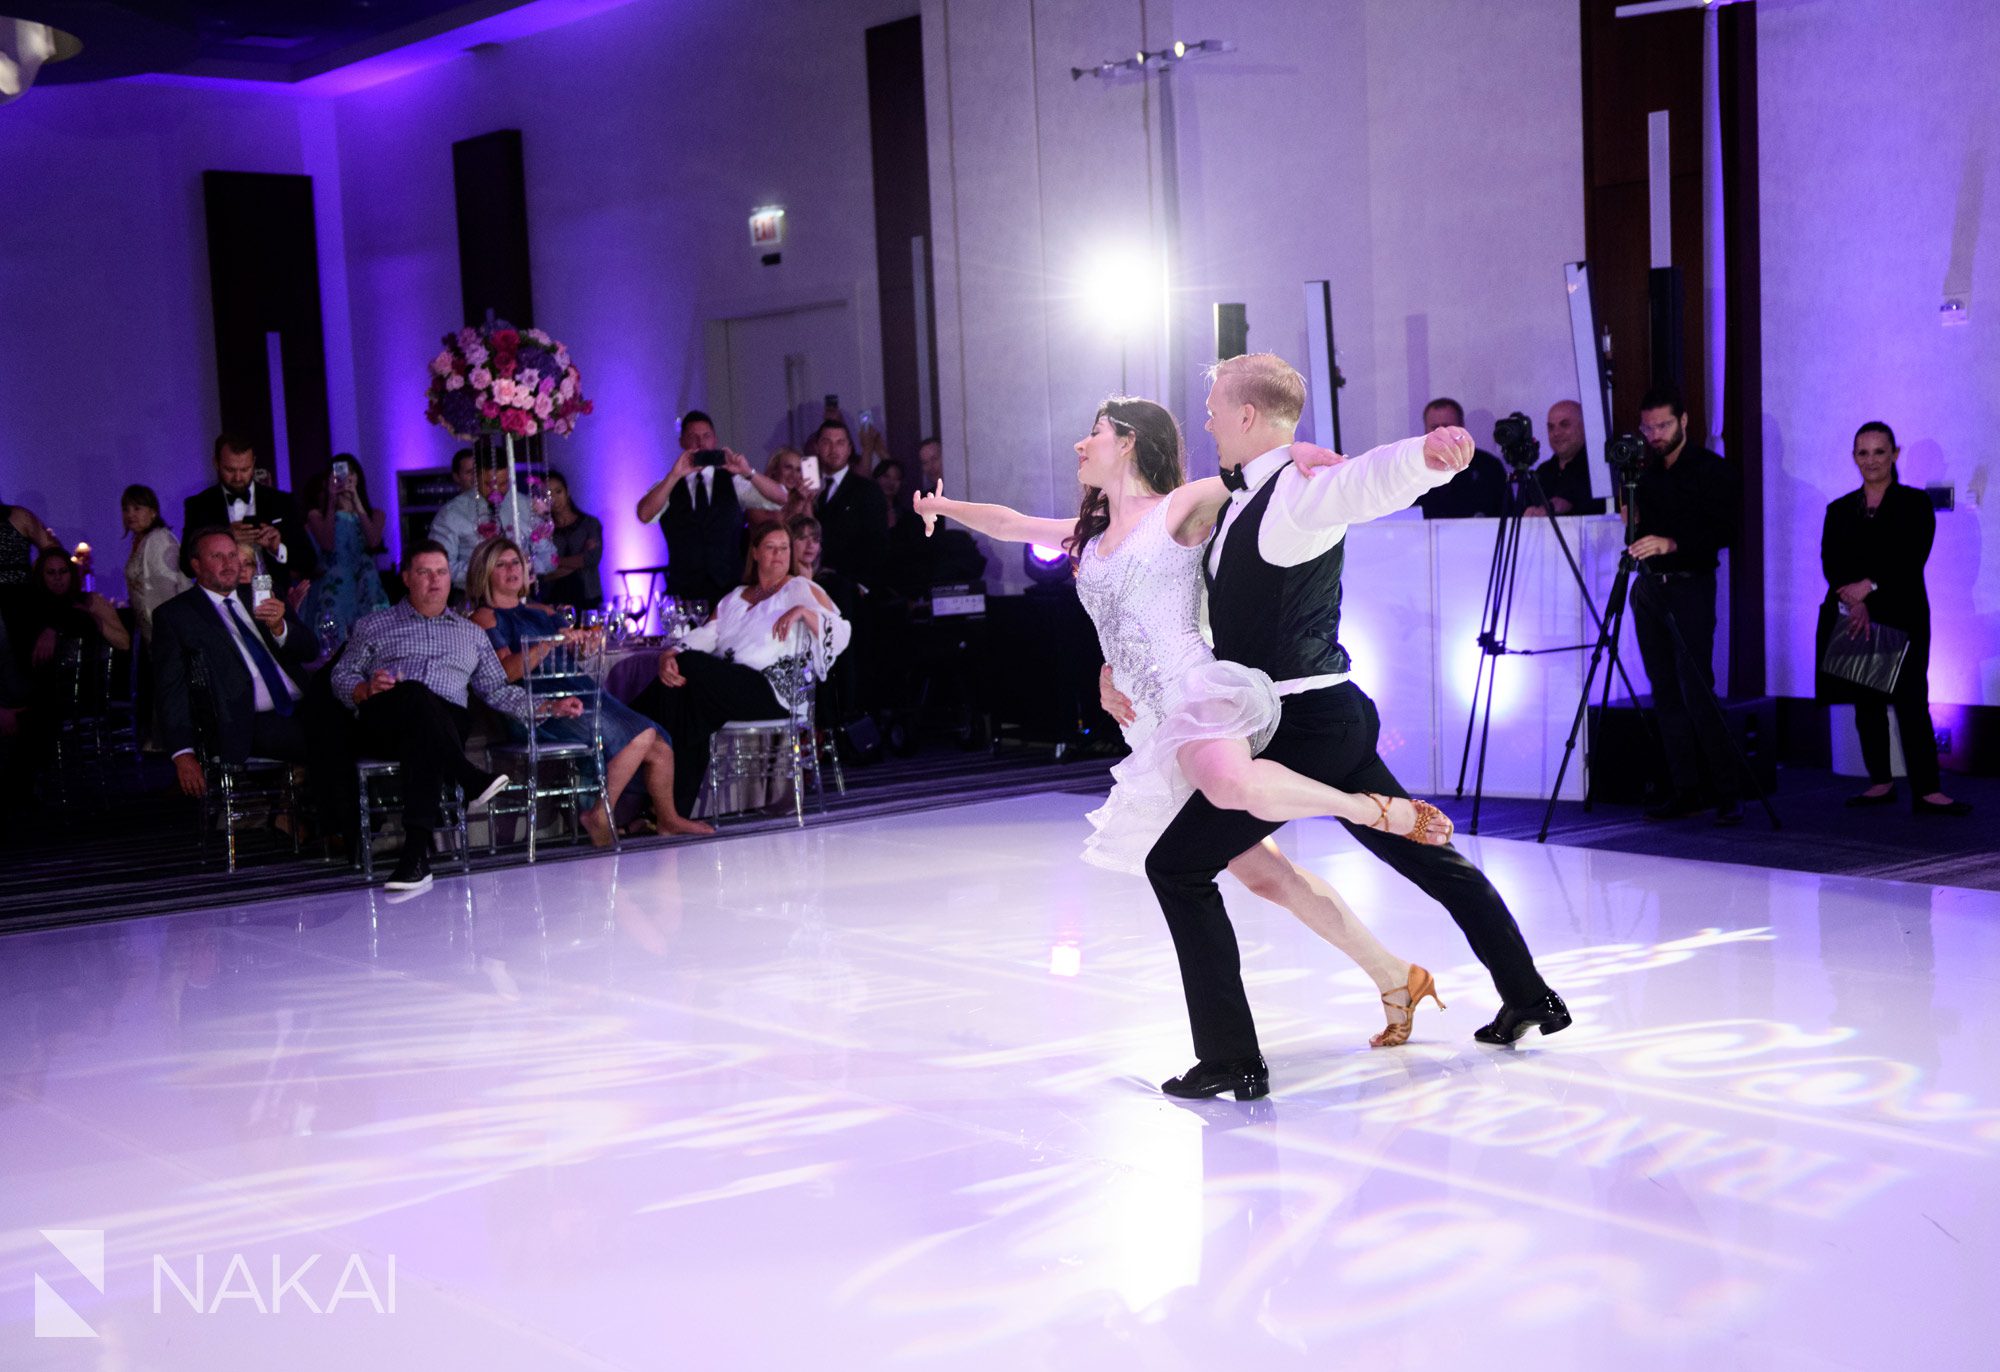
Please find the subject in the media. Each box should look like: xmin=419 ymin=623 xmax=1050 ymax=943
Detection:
xmin=173 ymin=753 xmax=208 ymax=798
xmin=668 ymin=448 xmax=697 ymax=482
xmin=657 ymin=650 xmax=686 ymax=688
xmin=1288 ymin=441 xmax=1347 ymax=475
xmin=1422 ymin=426 xmax=1476 ymax=473
xmin=1836 ymin=579 xmax=1873 ymax=607
xmin=721 ymin=449 xmax=752 ymax=478
xmin=251 ymin=597 xmax=286 ymax=634
xmin=1099 ymin=664 xmax=1135 ymax=727
xmin=229 ymin=519 xmax=260 ymax=542
xmin=1549 ymin=496 xmax=1573 ymax=515
xmin=353 ymin=669 xmax=396 ymax=704
xmin=254 ymin=523 xmax=282 ymax=554
xmin=1627 ymin=535 xmax=1677 ymax=560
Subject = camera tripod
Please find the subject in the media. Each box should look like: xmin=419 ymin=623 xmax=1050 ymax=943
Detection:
xmin=1456 ymin=460 xmax=1643 ymax=833
xmin=1538 ymin=469 xmax=1781 ymax=840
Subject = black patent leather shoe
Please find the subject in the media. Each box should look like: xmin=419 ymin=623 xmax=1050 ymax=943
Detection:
xmin=1161 ymin=1056 xmax=1270 ymax=1101
xmin=1912 ymin=798 xmax=1973 ymax=817
xmin=1473 ymin=993 xmax=1572 ymax=1045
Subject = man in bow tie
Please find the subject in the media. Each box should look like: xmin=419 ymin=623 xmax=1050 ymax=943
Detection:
xmin=181 ymin=434 xmax=315 ymax=597
xmin=1116 ymin=353 xmax=1570 ymax=1101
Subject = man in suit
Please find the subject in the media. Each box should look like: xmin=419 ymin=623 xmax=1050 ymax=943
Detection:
xmin=811 ymin=419 xmax=888 ymax=586
xmin=635 ymin=410 xmax=788 ymax=605
xmin=153 ymin=526 xmax=316 ymax=799
xmin=182 ymin=434 xmax=316 ymax=596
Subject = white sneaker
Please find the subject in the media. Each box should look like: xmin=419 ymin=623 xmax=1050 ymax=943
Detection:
xmin=468 ymin=773 xmax=510 ymax=812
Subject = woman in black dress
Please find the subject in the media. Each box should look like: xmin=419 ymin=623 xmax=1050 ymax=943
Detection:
xmin=1816 ymin=421 xmax=1968 ymax=815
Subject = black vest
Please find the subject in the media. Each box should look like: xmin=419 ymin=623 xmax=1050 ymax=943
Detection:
xmin=1204 ymin=474 xmax=1351 ymax=680
xmin=660 ymin=470 xmax=743 ymax=593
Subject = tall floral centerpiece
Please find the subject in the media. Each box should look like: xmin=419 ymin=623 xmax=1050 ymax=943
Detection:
xmin=424 ymin=319 xmax=592 ymax=555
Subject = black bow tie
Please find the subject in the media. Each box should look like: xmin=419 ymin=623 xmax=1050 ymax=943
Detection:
xmin=1220 ymin=465 xmax=1248 ymax=493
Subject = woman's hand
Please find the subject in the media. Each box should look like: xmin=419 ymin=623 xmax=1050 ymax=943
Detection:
xmin=912 ymin=481 xmax=946 ymax=537
xmin=1845 ymin=602 xmax=1873 ymax=640
xmin=773 ymin=606 xmax=821 ymax=641
xmin=1836 ymin=579 xmax=1872 ymax=607
xmin=1289 ymin=441 xmax=1347 ymax=475
xmin=1099 ymin=664 xmax=1135 ymax=727
xmin=31 ymin=627 xmax=58 ymax=668
xmin=657 ymin=649 xmax=685 ymax=688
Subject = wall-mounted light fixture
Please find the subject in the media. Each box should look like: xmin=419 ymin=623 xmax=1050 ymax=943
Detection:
xmin=1070 ymin=37 xmax=1234 ymax=82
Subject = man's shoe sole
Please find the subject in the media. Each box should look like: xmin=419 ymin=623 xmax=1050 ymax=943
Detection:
xmin=384 ymin=873 xmax=434 ymax=894
xmin=468 ymin=775 xmax=510 ymax=811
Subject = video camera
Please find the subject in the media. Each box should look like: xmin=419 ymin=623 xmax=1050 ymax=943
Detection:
xmin=1493 ymin=412 xmax=1539 ymax=471
xmin=1605 ymin=432 xmax=1647 ymax=491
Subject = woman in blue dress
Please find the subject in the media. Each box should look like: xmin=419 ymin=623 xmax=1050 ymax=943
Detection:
xmin=467 ymin=536 xmax=713 ymax=843
xmin=301 ymin=458 xmax=389 ymax=648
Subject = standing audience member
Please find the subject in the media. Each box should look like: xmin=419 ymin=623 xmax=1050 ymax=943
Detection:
xmin=915 ymin=437 xmax=944 ymax=495
xmin=540 ymin=469 xmax=604 ymax=611
xmin=636 ymin=410 xmax=788 ymax=605
xmin=429 ymin=459 xmax=555 ymax=597
xmin=748 ymin=447 xmax=816 ymax=537
xmin=301 ymin=458 xmax=390 ymax=646
xmin=1525 ymin=399 xmax=1599 ymax=516
xmin=466 ymin=538 xmax=709 ymax=841
xmin=122 ymin=484 xmax=190 ymax=750
xmin=121 ymin=485 xmax=189 ymax=644
xmin=811 ymin=419 xmax=889 ymax=585
xmin=1627 ymin=385 xmax=1742 ymax=825
xmin=1817 ymin=421 xmax=1969 ymax=816
xmin=1414 ymin=398 xmax=1510 ymax=519
xmin=635 ymin=523 xmax=849 ymax=818
xmin=333 ymin=542 xmax=581 ymax=892
xmin=183 ymin=434 xmax=315 ymax=597
xmin=0 ymin=494 xmax=59 ymax=591
xmin=152 ymin=528 xmax=314 ymax=801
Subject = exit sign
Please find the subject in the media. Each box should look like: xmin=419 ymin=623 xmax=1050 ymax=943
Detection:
xmin=749 ymin=206 xmax=785 ymax=247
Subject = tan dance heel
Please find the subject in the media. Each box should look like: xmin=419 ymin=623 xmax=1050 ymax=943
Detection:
xmin=1362 ymin=793 xmax=1452 ymax=845
xmin=1371 ymin=964 xmax=1445 ymax=1048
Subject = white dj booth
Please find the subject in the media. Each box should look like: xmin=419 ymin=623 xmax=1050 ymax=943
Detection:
xmin=1331 ymin=512 xmax=1730 ymax=802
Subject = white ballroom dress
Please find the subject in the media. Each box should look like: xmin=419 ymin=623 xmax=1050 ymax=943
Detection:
xmin=1075 ymin=491 xmax=1282 ymax=875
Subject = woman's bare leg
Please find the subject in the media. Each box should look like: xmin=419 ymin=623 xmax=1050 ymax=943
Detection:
xmin=1180 ymin=736 xmax=1450 ymax=842
xmin=581 ymin=734 xmax=652 ymax=845
xmin=643 ymin=734 xmax=713 ymax=836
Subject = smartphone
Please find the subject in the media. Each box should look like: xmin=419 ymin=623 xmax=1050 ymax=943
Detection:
xmin=692 ymin=449 xmax=728 ymax=469
xmin=824 ymin=394 xmax=839 ymax=410
xmin=251 ymin=573 xmax=274 ymax=607
xmin=800 ymin=456 xmax=821 ymax=490
xmin=332 ymin=459 xmax=354 ymax=480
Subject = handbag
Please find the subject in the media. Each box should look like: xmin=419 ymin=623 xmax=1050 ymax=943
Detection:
xmin=1819 ymin=611 xmax=1908 ymax=696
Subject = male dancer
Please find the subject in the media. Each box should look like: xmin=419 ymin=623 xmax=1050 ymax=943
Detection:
xmin=1140 ymin=354 xmax=1569 ymax=1100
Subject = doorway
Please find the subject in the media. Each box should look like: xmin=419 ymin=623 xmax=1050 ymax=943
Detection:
xmin=705 ymin=301 xmax=863 ymax=459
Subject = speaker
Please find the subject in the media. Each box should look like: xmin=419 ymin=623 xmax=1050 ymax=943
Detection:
xmin=1213 ymin=303 xmax=1247 ymax=361
xmin=453 ymin=130 xmax=534 ymax=328
xmin=1646 ymin=264 xmax=1684 ymax=397
xmin=1588 ymin=695 xmax=1775 ymax=803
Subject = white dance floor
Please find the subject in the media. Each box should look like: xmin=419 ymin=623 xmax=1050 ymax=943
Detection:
xmin=2 ymin=793 xmax=1993 ymax=1370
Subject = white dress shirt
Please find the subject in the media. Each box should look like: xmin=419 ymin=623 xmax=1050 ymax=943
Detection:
xmin=170 ymin=585 xmax=303 ymax=759
xmin=818 ymin=466 xmax=851 ymax=506
xmin=224 ymin=485 xmax=288 ymax=565
xmin=689 ymin=467 xmax=781 ymax=512
xmin=1209 ymin=436 xmax=1451 ymax=693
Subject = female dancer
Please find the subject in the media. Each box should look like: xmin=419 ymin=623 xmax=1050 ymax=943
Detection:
xmin=913 ymin=397 xmax=1448 ymax=1045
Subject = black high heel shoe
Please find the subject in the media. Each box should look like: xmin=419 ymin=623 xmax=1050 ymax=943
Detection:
xmin=1161 ymin=1056 xmax=1270 ymax=1101
xmin=1473 ymin=993 xmax=1572 ymax=1045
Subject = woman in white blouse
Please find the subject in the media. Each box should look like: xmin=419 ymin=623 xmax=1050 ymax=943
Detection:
xmin=634 ymin=522 xmax=850 ymax=819
xmin=121 ymin=484 xmax=189 ymax=642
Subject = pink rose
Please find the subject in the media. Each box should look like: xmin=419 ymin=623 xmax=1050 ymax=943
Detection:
xmin=492 ymin=378 xmax=516 ymax=405
xmin=500 ymin=408 xmax=531 ymax=435
xmin=445 ymin=373 xmax=465 ymax=391
xmin=457 ymin=327 xmax=478 ymax=349
xmin=480 ymin=399 xmax=500 ymax=418
xmin=470 ymin=366 xmax=493 ymax=390
xmin=534 ymin=394 xmax=553 ymax=419
xmin=466 ymin=344 xmax=489 ymax=366
xmin=431 ymin=349 xmax=455 ymax=376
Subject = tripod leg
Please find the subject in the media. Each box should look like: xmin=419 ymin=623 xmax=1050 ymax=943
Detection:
xmin=1456 ymin=509 xmax=1512 ymax=797
xmin=1541 ymin=563 xmax=1631 ymax=841
xmin=1466 ymin=507 xmax=1523 ymax=834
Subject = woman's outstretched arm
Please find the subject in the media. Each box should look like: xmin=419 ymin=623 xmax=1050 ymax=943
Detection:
xmin=912 ymin=481 xmax=1073 ymax=548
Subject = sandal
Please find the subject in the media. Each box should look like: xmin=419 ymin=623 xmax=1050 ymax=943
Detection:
xmin=1362 ymin=793 xmax=1453 ymax=845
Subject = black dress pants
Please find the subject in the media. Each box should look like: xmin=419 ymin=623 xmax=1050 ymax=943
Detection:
xmin=353 ymin=682 xmax=483 ymax=831
xmin=1631 ymin=571 xmax=1735 ymax=800
xmin=1854 ymin=638 xmax=1940 ymax=797
xmin=1144 ymin=681 xmax=1553 ymax=1064
xmin=632 ymin=651 xmax=784 ymax=815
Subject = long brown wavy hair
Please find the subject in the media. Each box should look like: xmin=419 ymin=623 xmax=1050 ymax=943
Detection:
xmin=1065 ymin=396 xmax=1186 ymax=561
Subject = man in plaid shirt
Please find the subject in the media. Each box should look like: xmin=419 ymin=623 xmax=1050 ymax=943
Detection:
xmin=335 ymin=540 xmax=580 ymax=892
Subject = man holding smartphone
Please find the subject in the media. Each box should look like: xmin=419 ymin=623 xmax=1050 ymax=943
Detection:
xmin=183 ymin=433 xmax=315 ymax=598
xmin=636 ymin=409 xmax=790 ymax=605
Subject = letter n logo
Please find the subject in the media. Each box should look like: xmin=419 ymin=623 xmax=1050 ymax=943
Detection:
xmin=35 ymin=1229 xmax=104 ymax=1338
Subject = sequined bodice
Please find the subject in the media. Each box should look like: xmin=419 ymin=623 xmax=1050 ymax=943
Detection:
xmin=1075 ymin=497 xmax=1213 ymax=726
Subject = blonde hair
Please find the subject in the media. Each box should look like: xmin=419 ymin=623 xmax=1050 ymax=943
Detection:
xmin=1207 ymin=353 xmax=1306 ymax=429
xmin=465 ymin=536 xmax=522 ymax=609
xmin=765 ymin=445 xmax=804 ymax=478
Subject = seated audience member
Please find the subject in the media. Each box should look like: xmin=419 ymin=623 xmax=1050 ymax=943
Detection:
xmin=184 ymin=433 xmax=316 ymax=598
xmin=301 ymin=459 xmax=391 ymax=645
xmin=1817 ymin=420 xmax=1969 ymax=817
xmin=748 ymin=446 xmax=816 ymax=538
xmin=540 ymin=469 xmax=604 ymax=611
xmin=636 ymin=410 xmax=790 ymax=605
xmin=152 ymin=527 xmax=314 ymax=801
xmin=450 ymin=447 xmax=478 ymax=494
xmin=334 ymin=541 xmax=582 ymax=892
xmin=430 ymin=460 xmax=555 ymax=597
xmin=810 ymin=419 xmax=889 ymax=585
xmin=466 ymin=537 xmax=710 ymax=842
xmin=1525 ymin=399 xmax=1600 ymax=516
xmin=9 ymin=547 xmax=131 ymax=668
xmin=0 ymin=493 xmax=60 ymax=592
xmin=1414 ymin=398 xmax=1510 ymax=519
xmin=634 ymin=522 xmax=849 ymax=818
xmin=0 ymin=604 xmax=38 ymax=827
